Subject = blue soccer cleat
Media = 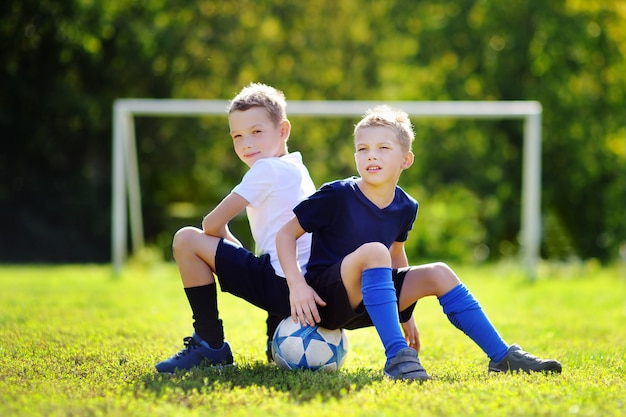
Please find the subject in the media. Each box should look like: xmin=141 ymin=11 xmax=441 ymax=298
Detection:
xmin=155 ymin=333 xmax=234 ymax=373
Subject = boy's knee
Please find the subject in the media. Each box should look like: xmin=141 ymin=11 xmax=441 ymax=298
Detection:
xmin=357 ymin=242 xmax=391 ymax=264
xmin=172 ymin=226 xmax=199 ymax=256
xmin=431 ymin=262 xmax=461 ymax=286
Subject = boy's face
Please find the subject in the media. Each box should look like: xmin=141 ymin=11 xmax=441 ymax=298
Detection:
xmin=354 ymin=126 xmax=414 ymax=186
xmin=228 ymin=107 xmax=289 ymax=168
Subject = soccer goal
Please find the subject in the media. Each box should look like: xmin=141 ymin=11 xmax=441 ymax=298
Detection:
xmin=112 ymin=99 xmax=542 ymax=277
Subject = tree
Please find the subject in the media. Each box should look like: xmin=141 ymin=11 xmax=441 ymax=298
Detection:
xmin=1 ymin=0 xmax=624 ymax=264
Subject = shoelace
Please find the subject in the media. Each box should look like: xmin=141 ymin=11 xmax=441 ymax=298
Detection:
xmin=175 ymin=336 xmax=201 ymax=358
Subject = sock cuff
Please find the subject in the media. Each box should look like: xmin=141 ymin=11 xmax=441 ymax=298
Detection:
xmin=439 ymin=283 xmax=481 ymax=315
xmin=361 ymin=267 xmax=396 ymax=306
xmin=438 ymin=283 xmax=466 ymax=304
xmin=362 ymin=267 xmax=392 ymax=284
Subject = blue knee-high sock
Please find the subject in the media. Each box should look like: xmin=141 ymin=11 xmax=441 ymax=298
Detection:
xmin=361 ymin=267 xmax=408 ymax=360
xmin=438 ymin=283 xmax=509 ymax=362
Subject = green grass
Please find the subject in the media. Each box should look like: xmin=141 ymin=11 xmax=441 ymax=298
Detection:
xmin=1 ymin=260 xmax=625 ymax=416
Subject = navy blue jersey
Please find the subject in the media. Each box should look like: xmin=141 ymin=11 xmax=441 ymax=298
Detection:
xmin=293 ymin=177 xmax=418 ymax=278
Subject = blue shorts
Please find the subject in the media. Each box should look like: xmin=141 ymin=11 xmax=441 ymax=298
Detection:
xmin=214 ymin=239 xmax=417 ymax=331
xmin=214 ymin=238 xmax=291 ymax=318
xmin=306 ymin=263 xmax=417 ymax=330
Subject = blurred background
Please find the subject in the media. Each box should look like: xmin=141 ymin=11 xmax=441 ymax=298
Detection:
xmin=1 ymin=0 xmax=624 ymax=266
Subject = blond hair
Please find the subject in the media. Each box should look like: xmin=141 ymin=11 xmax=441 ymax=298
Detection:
xmin=354 ymin=105 xmax=414 ymax=153
xmin=227 ymin=83 xmax=287 ymax=126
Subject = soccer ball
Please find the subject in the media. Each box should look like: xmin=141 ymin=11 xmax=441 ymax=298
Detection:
xmin=271 ymin=318 xmax=348 ymax=371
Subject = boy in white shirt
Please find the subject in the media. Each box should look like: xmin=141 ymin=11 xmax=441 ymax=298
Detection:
xmin=156 ymin=83 xmax=316 ymax=372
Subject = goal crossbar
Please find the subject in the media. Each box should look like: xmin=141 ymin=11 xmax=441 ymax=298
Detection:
xmin=112 ymin=99 xmax=542 ymax=277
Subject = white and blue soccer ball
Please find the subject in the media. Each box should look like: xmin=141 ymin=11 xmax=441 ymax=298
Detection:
xmin=271 ymin=318 xmax=348 ymax=371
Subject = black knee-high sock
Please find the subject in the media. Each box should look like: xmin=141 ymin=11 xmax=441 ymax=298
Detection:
xmin=266 ymin=313 xmax=284 ymax=340
xmin=184 ymin=284 xmax=224 ymax=349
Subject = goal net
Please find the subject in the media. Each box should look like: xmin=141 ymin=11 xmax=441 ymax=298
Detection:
xmin=112 ymin=99 xmax=542 ymax=277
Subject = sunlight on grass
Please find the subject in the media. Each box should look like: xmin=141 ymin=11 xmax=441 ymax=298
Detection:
xmin=0 ymin=262 xmax=624 ymax=416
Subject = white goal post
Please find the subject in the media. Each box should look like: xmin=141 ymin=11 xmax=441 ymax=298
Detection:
xmin=112 ymin=99 xmax=542 ymax=277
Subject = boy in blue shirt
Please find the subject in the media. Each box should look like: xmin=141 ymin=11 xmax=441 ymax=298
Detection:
xmin=156 ymin=83 xmax=316 ymax=373
xmin=276 ymin=105 xmax=562 ymax=380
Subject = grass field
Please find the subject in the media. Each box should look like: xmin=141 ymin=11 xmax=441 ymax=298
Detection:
xmin=0 ymin=261 xmax=624 ymax=416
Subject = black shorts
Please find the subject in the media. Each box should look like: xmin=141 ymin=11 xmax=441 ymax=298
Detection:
xmin=214 ymin=238 xmax=291 ymax=318
xmin=306 ymin=262 xmax=417 ymax=330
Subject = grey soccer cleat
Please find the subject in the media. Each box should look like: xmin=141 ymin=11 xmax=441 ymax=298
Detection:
xmin=384 ymin=347 xmax=431 ymax=381
xmin=489 ymin=344 xmax=562 ymax=374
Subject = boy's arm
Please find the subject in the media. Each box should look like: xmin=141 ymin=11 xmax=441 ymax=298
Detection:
xmin=389 ymin=241 xmax=409 ymax=268
xmin=401 ymin=315 xmax=421 ymax=352
xmin=201 ymin=192 xmax=249 ymax=246
xmin=276 ymin=216 xmax=326 ymax=326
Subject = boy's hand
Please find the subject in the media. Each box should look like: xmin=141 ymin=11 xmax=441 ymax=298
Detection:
xmin=276 ymin=217 xmax=325 ymax=326
xmin=401 ymin=315 xmax=421 ymax=353
xmin=289 ymin=279 xmax=326 ymax=327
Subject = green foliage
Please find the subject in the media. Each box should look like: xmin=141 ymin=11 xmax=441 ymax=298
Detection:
xmin=0 ymin=263 xmax=625 ymax=416
xmin=404 ymin=184 xmax=489 ymax=263
xmin=1 ymin=0 xmax=624 ymax=262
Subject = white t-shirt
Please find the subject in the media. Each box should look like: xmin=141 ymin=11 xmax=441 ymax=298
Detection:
xmin=232 ymin=152 xmax=316 ymax=277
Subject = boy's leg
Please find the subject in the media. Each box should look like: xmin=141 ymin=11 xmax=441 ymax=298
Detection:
xmin=155 ymin=227 xmax=233 ymax=373
xmin=173 ymin=226 xmax=226 ymax=348
xmin=360 ymin=267 xmax=407 ymax=359
xmin=400 ymin=263 xmax=561 ymax=373
xmin=212 ymin=238 xmax=292 ymax=363
xmin=156 ymin=228 xmax=292 ymax=373
xmin=265 ymin=313 xmax=284 ymax=362
xmin=400 ymin=263 xmax=508 ymax=360
xmin=441 ymin=283 xmax=561 ymax=373
xmin=340 ymin=242 xmax=429 ymax=380
xmin=438 ymin=283 xmax=510 ymax=362
xmin=184 ymin=284 xmax=224 ymax=348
